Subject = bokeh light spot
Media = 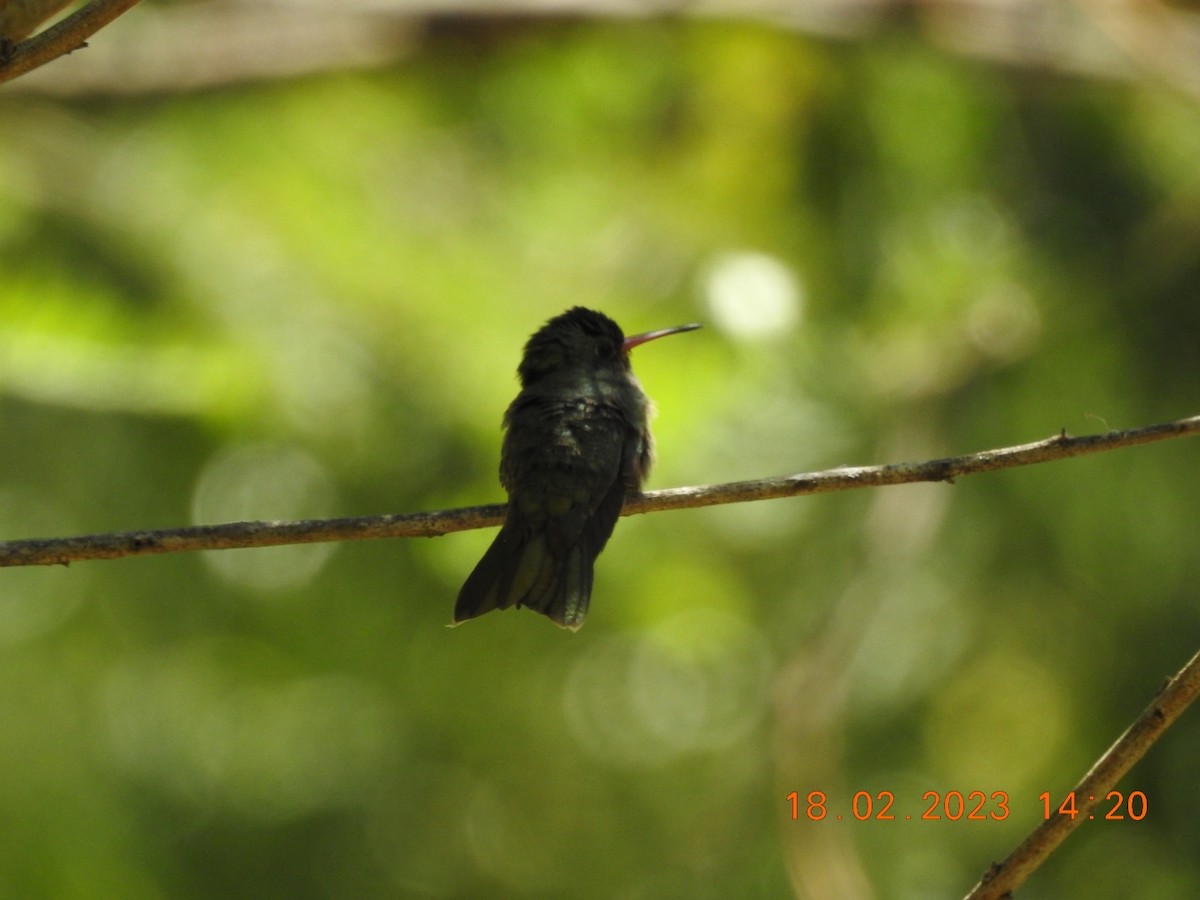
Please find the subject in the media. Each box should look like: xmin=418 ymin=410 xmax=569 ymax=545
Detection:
xmin=563 ymin=611 xmax=771 ymax=767
xmin=703 ymin=250 xmax=803 ymax=340
xmin=191 ymin=442 xmax=337 ymax=593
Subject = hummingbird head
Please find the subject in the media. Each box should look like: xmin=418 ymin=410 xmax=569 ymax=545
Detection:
xmin=518 ymin=307 xmax=700 ymax=387
xmin=517 ymin=307 xmax=629 ymax=386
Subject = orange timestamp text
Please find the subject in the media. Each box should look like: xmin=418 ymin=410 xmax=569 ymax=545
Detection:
xmin=786 ymin=789 xmax=1149 ymax=822
xmin=1039 ymin=790 xmax=1147 ymax=821
xmin=786 ymin=790 xmax=1010 ymax=822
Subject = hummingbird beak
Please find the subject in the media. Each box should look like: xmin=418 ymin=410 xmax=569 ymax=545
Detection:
xmin=622 ymin=322 xmax=702 ymax=352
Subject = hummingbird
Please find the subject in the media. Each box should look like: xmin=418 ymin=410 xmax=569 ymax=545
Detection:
xmin=454 ymin=307 xmax=700 ymax=630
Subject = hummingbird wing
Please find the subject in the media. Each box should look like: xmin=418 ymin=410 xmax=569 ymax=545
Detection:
xmin=453 ymin=396 xmax=638 ymax=630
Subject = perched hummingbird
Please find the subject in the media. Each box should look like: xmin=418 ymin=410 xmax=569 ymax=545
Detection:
xmin=454 ymin=307 xmax=700 ymax=630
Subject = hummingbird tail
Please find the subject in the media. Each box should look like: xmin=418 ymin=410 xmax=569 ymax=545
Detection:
xmin=453 ymin=521 xmax=594 ymax=630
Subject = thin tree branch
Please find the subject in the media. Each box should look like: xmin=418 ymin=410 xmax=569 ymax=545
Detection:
xmin=0 ymin=414 xmax=1197 ymax=568
xmin=964 ymin=644 xmax=1200 ymax=899
xmin=0 ymin=0 xmax=141 ymax=85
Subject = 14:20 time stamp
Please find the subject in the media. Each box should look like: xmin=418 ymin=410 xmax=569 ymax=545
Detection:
xmin=786 ymin=790 xmax=1148 ymax=822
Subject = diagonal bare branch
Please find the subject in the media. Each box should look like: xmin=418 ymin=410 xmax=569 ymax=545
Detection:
xmin=964 ymin=645 xmax=1200 ymax=899
xmin=0 ymin=0 xmax=141 ymax=85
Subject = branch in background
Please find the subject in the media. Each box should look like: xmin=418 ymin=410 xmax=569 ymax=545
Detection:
xmin=0 ymin=0 xmax=140 ymax=84
xmin=1 ymin=414 xmax=1196 ymax=568
xmin=964 ymin=645 xmax=1200 ymax=900
xmin=2 ymin=0 xmax=419 ymax=93
xmin=0 ymin=0 xmax=75 ymax=47
xmin=5 ymin=0 xmax=1199 ymax=97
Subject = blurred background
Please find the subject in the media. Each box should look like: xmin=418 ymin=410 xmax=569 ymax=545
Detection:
xmin=2 ymin=1 xmax=1199 ymax=898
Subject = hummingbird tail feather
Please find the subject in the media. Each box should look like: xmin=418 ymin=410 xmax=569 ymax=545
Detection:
xmin=453 ymin=520 xmax=594 ymax=630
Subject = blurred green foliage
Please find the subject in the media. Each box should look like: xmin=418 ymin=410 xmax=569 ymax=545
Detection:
xmin=2 ymin=15 xmax=1199 ymax=900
